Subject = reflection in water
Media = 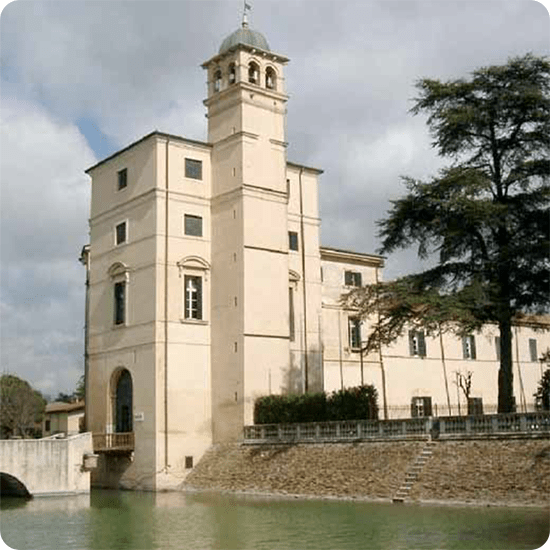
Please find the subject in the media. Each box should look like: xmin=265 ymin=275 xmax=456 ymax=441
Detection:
xmin=1 ymin=489 xmax=548 ymax=550
xmin=89 ymin=490 xmax=154 ymax=550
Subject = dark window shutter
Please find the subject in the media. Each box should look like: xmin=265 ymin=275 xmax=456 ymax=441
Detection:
xmin=470 ymin=336 xmax=476 ymax=360
xmin=345 ymin=271 xmax=352 ymax=286
xmin=356 ymin=272 xmax=362 ymax=287
xmin=423 ymin=397 xmax=432 ymax=417
xmin=468 ymin=397 xmax=483 ymax=416
xmin=495 ymin=336 xmax=501 ymax=361
xmin=418 ymin=331 xmax=426 ymax=357
xmin=529 ymin=339 xmax=537 ymax=362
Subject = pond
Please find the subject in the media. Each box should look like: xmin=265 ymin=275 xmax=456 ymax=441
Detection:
xmin=1 ymin=489 xmax=548 ymax=550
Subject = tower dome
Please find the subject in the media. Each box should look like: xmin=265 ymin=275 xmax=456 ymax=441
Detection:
xmin=219 ymin=23 xmax=270 ymax=54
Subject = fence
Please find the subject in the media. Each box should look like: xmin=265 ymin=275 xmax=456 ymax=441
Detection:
xmin=384 ymin=403 xmax=538 ymax=419
xmin=242 ymin=412 xmax=550 ymax=444
xmin=92 ymin=432 xmax=134 ymax=453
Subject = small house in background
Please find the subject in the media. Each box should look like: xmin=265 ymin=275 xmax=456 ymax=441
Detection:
xmin=43 ymin=401 xmax=85 ymax=437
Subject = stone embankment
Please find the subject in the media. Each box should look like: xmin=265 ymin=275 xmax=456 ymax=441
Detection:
xmin=409 ymin=439 xmax=550 ymax=506
xmin=184 ymin=439 xmax=550 ymax=507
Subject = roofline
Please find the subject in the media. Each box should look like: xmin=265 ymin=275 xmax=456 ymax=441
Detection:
xmin=202 ymin=44 xmax=289 ymax=68
xmin=45 ymin=401 xmax=85 ymax=414
xmin=287 ymin=161 xmax=324 ymax=175
xmin=85 ymin=131 xmax=212 ymax=174
xmin=320 ymin=246 xmax=385 ymax=266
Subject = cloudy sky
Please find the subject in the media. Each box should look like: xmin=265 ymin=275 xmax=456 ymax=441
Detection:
xmin=1 ymin=0 xmax=548 ymax=397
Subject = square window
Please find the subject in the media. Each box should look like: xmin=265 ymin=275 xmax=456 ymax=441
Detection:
xmin=184 ymin=214 xmax=203 ymax=237
xmin=185 ymin=158 xmax=202 ymax=180
xmin=184 ymin=275 xmax=202 ymax=320
xmin=289 ymin=231 xmax=299 ymax=251
xmin=114 ymin=281 xmax=126 ymax=325
xmin=115 ymin=221 xmax=127 ymax=245
xmin=117 ymin=168 xmax=128 ymax=190
xmin=411 ymin=396 xmax=432 ymax=418
xmin=348 ymin=318 xmax=361 ymax=350
xmin=344 ymin=270 xmax=362 ymax=287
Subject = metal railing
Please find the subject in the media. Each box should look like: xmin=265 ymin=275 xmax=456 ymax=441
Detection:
xmin=243 ymin=412 xmax=550 ymax=444
xmin=92 ymin=432 xmax=135 ymax=453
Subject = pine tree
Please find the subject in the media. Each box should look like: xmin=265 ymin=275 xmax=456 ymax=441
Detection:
xmin=347 ymin=54 xmax=550 ymax=413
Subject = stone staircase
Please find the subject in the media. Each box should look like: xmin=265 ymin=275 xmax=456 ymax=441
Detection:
xmin=392 ymin=439 xmax=436 ymax=503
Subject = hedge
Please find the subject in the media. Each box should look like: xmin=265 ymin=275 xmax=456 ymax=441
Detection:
xmin=253 ymin=385 xmax=378 ymax=424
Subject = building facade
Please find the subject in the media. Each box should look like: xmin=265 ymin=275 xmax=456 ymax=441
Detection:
xmin=84 ymin=21 xmax=549 ymax=490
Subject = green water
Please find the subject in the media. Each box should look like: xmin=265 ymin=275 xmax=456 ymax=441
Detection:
xmin=1 ymin=490 xmax=548 ymax=550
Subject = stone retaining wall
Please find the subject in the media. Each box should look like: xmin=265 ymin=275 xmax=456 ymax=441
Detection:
xmin=410 ymin=440 xmax=550 ymax=506
xmin=184 ymin=439 xmax=550 ymax=506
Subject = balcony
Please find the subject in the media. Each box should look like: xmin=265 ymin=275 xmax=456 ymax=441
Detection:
xmin=92 ymin=432 xmax=135 ymax=454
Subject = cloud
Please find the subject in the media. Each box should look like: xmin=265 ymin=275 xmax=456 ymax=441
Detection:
xmin=0 ymin=98 xmax=95 ymax=394
xmin=0 ymin=0 xmax=548 ymax=395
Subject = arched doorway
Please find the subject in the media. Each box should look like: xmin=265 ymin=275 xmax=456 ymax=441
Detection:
xmin=115 ymin=369 xmax=133 ymax=433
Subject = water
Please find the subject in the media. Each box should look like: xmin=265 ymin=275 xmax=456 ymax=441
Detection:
xmin=1 ymin=490 xmax=548 ymax=550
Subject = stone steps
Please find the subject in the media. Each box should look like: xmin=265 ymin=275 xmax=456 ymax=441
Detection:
xmin=392 ymin=440 xmax=436 ymax=503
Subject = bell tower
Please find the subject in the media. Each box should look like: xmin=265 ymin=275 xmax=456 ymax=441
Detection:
xmin=202 ymin=17 xmax=291 ymax=441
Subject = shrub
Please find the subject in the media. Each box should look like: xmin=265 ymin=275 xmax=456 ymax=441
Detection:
xmin=327 ymin=385 xmax=379 ymax=421
xmin=253 ymin=385 xmax=378 ymax=424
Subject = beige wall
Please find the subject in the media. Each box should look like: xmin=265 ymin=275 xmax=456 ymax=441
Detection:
xmin=0 ymin=434 xmax=93 ymax=496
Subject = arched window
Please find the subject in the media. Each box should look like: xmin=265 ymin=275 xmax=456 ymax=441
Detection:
xmin=214 ymin=69 xmax=222 ymax=92
xmin=248 ymin=62 xmax=259 ymax=85
xmin=265 ymin=67 xmax=276 ymax=90
xmin=229 ymin=63 xmax=236 ymax=85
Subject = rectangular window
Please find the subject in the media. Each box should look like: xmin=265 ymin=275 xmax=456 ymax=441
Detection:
xmin=114 ymin=281 xmax=126 ymax=325
xmin=184 ymin=275 xmax=202 ymax=320
xmin=185 ymin=158 xmax=202 ymax=180
xmin=45 ymin=420 xmax=51 ymax=432
xmin=411 ymin=396 xmax=432 ymax=418
xmin=529 ymin=338 xmax=538 ymax=362
xmin=348 ymin=317 xmax=361 ymax=350
xmin=462 ymin=335 xmax=477 ymax=360
xmin=409 ymin=330 xmax=426 ymax=357
xmin=289 ymin=231 xmax=299 ymax=251
xmin=184 ymin=214 xmax=203 ymax=237
xmin=289 ymin=287 xmax=295 ymax=342
xmin=117 ymin=168 xmax=128 ymax=190
xmin=115 ymin=221 xmax=127 ymax=245
xmin=344 ymin=270 xmax=362 ymax=287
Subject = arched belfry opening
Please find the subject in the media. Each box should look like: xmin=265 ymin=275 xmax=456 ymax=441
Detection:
xmin=265 ymin=66 xmax=276 ymax=90
xmin=229 ymin=63 xmax=236 ymax=84
xmin=214 ymin=69 xmax=222 ymax=93
xmin=111 ymin=368 xmax=133 ymax=433
xmin=248 ymin=61 xmax=259 ymax=85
